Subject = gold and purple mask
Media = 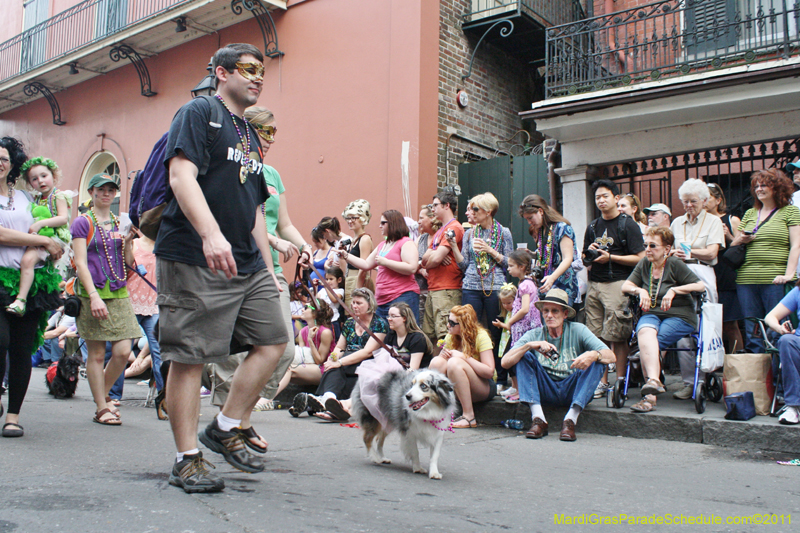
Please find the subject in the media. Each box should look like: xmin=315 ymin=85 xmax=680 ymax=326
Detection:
xmin=235 ymin=61 xmax=264 ymax=83
xmin=253 ymin=123 xmax=277 ymax=143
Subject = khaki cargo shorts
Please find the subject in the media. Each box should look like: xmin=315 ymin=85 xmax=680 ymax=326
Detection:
xmin=584 ymin=280 xmax=633 ymax=343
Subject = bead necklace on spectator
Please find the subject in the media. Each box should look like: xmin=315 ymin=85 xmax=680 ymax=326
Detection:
xmin=474 ymin=219 xmax=501 ymax=296
xmin=215 ymin=93 xmax=251 ymax=184
xmin=648 ymin=263 xmax=664 ymax=303
xmin=0 ymin=181 xmax=15 ymax=211
xmin=88 ymin=207 xmax=125 ymax=282
xmin=537 ymin=224 xmax=555 ymax=275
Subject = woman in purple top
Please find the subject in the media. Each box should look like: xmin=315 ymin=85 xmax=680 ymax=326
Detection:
xmin=71 ymin=173 xmax=141 ymax=426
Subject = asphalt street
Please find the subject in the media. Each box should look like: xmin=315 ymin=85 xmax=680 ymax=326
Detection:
xmin=1 ymin=368 xmax=798 ymax=533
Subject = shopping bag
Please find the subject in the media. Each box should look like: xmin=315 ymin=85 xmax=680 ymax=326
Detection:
xmin=724 ymin=392 xmax=756 ymax=421
xmin=723 ymin=353 xmax=775 ymax=416
xmin=700 ymin=302 xmax=724 ymax=373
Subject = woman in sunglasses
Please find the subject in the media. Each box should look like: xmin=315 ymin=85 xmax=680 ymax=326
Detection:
xmin=621 ymin=227 xmax=704 ymax=413
xmin=429 ymin=304 xmax=496 ymax=428
xmin=447 ymin=193 xmax=512 ymax=355
xmin=340 ymin=200 xmax=374 ymax=307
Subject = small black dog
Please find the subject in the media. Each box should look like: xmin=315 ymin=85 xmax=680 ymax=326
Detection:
xmin=45 ymin=352 xmax=82 ymax=399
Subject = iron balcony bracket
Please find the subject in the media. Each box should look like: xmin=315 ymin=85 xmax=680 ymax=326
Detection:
xmin=109 ymin=45 xmax=157 ymax=97
xmin=23 ymin=82 xmax=66 ymax=125
xmin=461 ymin=19 xmax=514 ymax=81
xmin=231 ymin=0 xmax=284 ymax=58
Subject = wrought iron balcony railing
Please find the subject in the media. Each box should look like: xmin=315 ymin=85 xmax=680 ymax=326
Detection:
xmin=545 ymin=0 xmax=800 ymax=99
xmin=464 ymin=0 xmax=586 ymax=28
xmin=0 ymin=0 xmax=191 ymax=83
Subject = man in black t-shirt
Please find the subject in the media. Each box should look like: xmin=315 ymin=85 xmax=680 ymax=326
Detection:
xmin=155 ymin=44 xmax=288 ymax=493
xmin=582 ymin=180 xmax=645 ymax=398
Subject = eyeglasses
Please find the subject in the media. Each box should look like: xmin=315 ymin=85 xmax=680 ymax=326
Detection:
xmin=431 ymin=201 xmax=442 ymax=208
xmin=471 ymin=206 xmax=480 ymax=213
xmin=379 ymin=221 xmax=388 ymax=226
xmin=644 ymin=243 xmax=661 ymax=249
xmin=707 ymin=183 xmax=719 ymax=189
xmin=540 ymin=308 xmax=563 ymax=316
xmin=345 ymin=216 xmax=360 ymax=222
xmin=235 ymin=61 xmax=264 ymax=83
xmin=0 ymin=157 xmax=10 ymax=166
xmin=387 ymin=314 xmax=403 ymax=319
xmin=754 ymin=183 xmax=770 ymax=190
xmin=447 ymin=319 xmax=458 ymax=328
xmin=252 ymin=123 xmax=276 ymax=143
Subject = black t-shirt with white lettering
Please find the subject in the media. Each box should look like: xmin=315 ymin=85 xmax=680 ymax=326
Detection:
xmin=155 ymin=96 xmax=269 ymax=274
xmin=583 ymin=214 xmax=645 ymax=283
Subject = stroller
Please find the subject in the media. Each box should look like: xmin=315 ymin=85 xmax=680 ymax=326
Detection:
xmin=608 ymin=292 xmax=723 ymax=413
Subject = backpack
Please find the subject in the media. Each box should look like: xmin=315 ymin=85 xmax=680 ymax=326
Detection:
xmin=129 ymin=95 xmax=224 ymax=240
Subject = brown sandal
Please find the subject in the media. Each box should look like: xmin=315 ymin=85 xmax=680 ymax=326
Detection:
xmin=105 ymin=397 xmax=121 ymax=418
xmin=93 ymin=408 xmax=122 ymax=426
xmin=630 ymin=396 xmax=657 ymax=413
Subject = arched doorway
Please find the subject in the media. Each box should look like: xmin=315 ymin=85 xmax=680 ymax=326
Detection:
xmin=79 ymin=151 xmax=120 ymax=214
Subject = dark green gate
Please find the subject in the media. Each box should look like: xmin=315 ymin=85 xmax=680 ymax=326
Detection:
xmin=457 ymin=154 xmax=550 ymax=249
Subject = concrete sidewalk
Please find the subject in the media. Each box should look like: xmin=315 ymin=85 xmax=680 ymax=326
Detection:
xmin=273 ymin=373 xmax=800 ymax=455
xmin=470 ymin=375 xmax=800 ymax=455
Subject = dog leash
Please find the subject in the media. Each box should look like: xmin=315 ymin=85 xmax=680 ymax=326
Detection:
xmin=125 ymin=262 xmax=158 ymax=293
xmin=305 ymin=260 xmax=409 ymax=369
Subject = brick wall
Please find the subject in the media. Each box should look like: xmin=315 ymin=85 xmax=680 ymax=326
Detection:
xmin=437 ymin=0 xmax=539 ymax=189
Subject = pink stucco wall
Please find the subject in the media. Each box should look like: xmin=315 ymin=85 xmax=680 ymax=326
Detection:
xmin=0 ymin=0 xmax=440 ymax=247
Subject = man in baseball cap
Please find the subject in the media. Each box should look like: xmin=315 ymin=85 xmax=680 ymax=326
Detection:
xmin=643 ymin=203 xmax=671 ymax=228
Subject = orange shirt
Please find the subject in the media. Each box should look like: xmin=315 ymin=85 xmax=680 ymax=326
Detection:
xmin=426 ymin=219 xmax=464 ymax=291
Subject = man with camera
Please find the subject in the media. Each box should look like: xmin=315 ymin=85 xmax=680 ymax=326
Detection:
xmin=502 ymin=289 xmax=614 ymax=441
xmin=421 ymin=187 xmax=464 ymax=342
xmin=582 ymin=180 xmax=646 ymax=399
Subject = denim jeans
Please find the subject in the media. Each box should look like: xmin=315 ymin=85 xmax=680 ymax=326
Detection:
xmin=636 ymin=314 xmax=697 ymax=349
xmin=778 ymin=334 xmax=800 ymax=407
xmin=137 ymin=314 xmax=163 ymax=392
xmin=461 ymin=289 xmax=504 ymax=382
xmin=515 ymin=351 xmax=605 ymax=409
xmin=737 ymin=283 xmax=786 ymax=353
xmin=40 ymin=338 xmax=64 ymax=363
xmin=376 ymin=291 xmax=420 ymax=325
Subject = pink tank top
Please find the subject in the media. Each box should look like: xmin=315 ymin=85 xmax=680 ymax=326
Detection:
xmin=375 ymin=237 xmax=420 ymax=305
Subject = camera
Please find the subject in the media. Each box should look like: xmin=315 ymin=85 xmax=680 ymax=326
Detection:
xmin=336 ymin=238 xmax=352 ymax=251
xmin=541 ymin=348 xmax=559 ymax=361
xmin=582 ymin=245 xmax=608 ymax=266
xmin=445 ymin=229 xmax=455 ymax=240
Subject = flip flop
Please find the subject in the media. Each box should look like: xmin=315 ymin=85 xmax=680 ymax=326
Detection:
xmin=238 ymin=426 xmax=268 ymax=454
xmin=93 ymin=408 xmax=122 ymax=426
xmin=452 ymin=415 xmax=477 ymax=428
xmin=325 ymin=398 xmax=351 ymax=421
xmin=313 ymin=411 xmax=337 ymax=422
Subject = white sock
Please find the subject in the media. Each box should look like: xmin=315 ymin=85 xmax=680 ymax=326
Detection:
xmin=216 ymin=412 xmax=241 ymax=432
xmin=177 ymin=448 xmax=199 ymax=462
xmin=565 ymin=405 xmax=582 ymax=423
xmin=530 ymin=403 xmax=545 ymax=422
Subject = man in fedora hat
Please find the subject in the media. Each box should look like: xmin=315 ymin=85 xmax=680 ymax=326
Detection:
xmin=501 ymin=288 xmax=614 ymax=441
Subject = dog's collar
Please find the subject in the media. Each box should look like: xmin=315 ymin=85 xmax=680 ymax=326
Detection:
xmin=424 ymin=414 xmax=455 ymax=433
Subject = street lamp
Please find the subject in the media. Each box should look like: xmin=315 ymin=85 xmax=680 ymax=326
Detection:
xmin=191 ymin=60 xmax=216 ymax=98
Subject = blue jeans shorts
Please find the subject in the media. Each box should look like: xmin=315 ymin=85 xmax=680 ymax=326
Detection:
xmin=636 ymin=314 xmax=696 ymax=349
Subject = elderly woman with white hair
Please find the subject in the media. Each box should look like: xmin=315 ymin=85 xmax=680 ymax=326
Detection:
xmin=668 ymin=178 xmax=725 ymax=400
xmin=341 ymin=200 xmax=373 ymax=307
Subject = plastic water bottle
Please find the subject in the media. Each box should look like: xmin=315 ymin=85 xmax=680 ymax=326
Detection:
xmin=501 ymin=419 xmax=523 ymax=430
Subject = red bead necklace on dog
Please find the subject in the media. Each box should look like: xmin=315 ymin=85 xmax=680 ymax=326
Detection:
xmin=425 ymin=413 xmax=455 ymax=433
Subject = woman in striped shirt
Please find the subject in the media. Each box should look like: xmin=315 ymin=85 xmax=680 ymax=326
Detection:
xmin=731 ymin=169 xmax=800 ymax=353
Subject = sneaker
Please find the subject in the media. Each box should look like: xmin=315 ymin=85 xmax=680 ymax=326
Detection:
xmin=168 ymin=452 xmax=225 ymax=493
xmin=672 ymin=384 xmax=694 ymax=400
xmin=200 ymin=387 xmax=211 ymax=397
xmin=593 ymin=382 xmax=610 ymax=399
xmin=291 ymin=393 xmax=308 ymax=417
xmin=779 ymin=406 xmax=800 ymax=425
xmin=499 ymin=387 xmax=517 ymax=399
xmin=306 ymin=394 xmax=326 ymax=413
xmin=253 ymin=398 xmax=274 ymax=411
xmin=198 ymin=419 xmax=265 ymax=473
